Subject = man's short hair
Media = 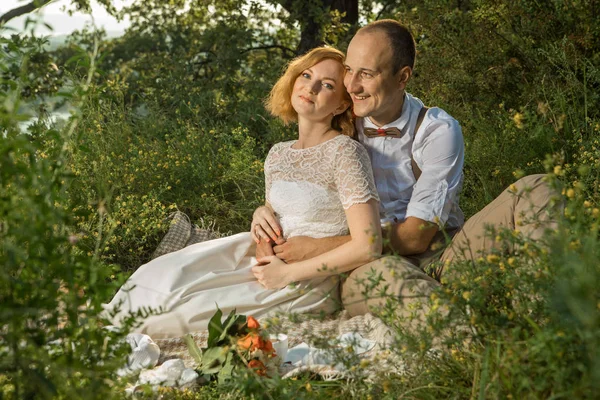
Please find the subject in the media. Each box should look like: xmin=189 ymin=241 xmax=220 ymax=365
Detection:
xmin=360 ymin=19 xmax=416 ymax=74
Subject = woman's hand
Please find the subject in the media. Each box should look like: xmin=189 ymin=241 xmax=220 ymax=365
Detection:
xmin=251 ymin=205 xmax=283 ymax=244
xmin=251 ymin=256 xmax=290 ymax=289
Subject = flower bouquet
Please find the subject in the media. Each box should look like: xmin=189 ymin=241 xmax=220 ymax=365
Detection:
xmin=184 ymin=308 xmax=280 ymax=383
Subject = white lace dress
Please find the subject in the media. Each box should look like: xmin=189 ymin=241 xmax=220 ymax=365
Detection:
xmin=105 ymin=134 xmax=379 ymax=338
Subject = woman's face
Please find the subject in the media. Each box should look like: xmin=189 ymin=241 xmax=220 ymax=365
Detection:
xmin=291 ymin=59 xmax=348 ymax=122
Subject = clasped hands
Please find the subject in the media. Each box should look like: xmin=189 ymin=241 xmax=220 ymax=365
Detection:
xmin=250 ymin=206 xmax=319 ymax=289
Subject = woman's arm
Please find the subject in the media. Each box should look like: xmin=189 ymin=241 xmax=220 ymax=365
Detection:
xmin=252 ymin=199 xmax=381 ymax=289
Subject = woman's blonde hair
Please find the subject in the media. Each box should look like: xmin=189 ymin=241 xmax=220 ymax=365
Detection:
xmin=265 ymin=47 xmax=354 ymax=137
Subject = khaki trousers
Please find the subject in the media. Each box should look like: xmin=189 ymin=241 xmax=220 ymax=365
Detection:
xmin=341 ymin=174 xmax=561 ymax=319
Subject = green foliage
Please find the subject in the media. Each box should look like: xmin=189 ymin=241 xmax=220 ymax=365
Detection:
xmin=0 ymin=35 xmax=131 ymax=399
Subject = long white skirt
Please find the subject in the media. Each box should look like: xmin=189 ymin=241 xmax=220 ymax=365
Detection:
xmin=105 ymin=232 xmax=340 ymax=338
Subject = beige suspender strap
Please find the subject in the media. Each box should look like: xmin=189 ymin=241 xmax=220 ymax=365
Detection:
xmin=411 ymin=106 xmax=429 ymax=181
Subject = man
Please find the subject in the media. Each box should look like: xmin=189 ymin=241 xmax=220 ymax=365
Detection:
xmin=252 ymin=19 xmax=558 ymax=319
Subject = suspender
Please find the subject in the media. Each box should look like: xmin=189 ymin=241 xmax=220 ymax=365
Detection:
xmin=411 ymin=106 xmax=429 ymax=181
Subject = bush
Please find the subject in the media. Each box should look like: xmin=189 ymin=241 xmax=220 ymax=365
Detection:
xmin=0 ymin=35 xmax=134 ymax=398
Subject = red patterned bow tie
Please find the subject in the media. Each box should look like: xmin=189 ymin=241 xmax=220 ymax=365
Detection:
xmin=363 ymin=126 xmax=403 ymax=138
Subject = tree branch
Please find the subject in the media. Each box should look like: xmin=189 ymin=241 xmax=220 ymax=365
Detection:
xmin=0 ymin=0 xmax=53 ymax=26
xmin=241 ymin=44 xmax=296 ymax=57
xmin=375 ymin=1 xmax=393 ymax=21
xmin=271 ymin=0 xmax=295 ymax=14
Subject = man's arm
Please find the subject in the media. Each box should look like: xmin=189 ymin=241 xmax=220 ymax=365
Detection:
xmin=272 ymin=235 xmax=351 ymax=264
xmin=386 ymin=216 xmax=438 ymax=255
xmin=273 ymin=216 xmax=439 ymax=263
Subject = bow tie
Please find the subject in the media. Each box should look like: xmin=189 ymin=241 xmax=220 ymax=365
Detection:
xmin=363 ymin=126 xmax=403 ymax=138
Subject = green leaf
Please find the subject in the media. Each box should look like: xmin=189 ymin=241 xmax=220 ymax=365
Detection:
xmin=217 ymin=351 xmax=235 ymax=384
xmin=219 ymin=311 xmax=245 ymax=342
xmin=207 ymin=306 xmax=223 ymax=347
xmin=200 ymin=346 xmax=228 ymax=375
xmin=184 ymin=334 xmax=203 ymax=366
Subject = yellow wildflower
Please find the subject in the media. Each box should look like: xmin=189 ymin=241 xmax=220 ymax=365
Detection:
xmin=513 ymin=112 xmax=525 ymax=129
xmin=486 ymin=254 xmax=500 ymax=263
xmin=553 ymin=165 xmax=562 ymax=176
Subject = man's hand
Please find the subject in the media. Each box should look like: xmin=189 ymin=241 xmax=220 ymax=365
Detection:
xmin=251 ymin=205 xmax=282 ymax=244
xmin=252 ymin=256 xmax=289 ymax=289
xmin=255 ymin=239 xmax=275 ymax=259
xmin=273 ymin=236 xmax=352 ymax=264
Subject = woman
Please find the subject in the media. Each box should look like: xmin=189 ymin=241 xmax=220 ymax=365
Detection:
xmin=105 ymin=47 xmax=382 ymax=338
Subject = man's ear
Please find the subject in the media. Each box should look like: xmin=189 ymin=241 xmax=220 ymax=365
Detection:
xmin=398 ymin=66 xmax=412 ymax=90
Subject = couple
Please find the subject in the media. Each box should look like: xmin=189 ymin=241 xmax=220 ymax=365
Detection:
xmin=106 ymin=20 xmax=557 ymax=338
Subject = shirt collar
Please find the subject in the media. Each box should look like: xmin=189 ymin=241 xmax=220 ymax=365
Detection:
xmin=363 ymin=93 xmax=412 ymax=132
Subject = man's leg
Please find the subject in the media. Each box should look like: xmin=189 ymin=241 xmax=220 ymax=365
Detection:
xmin=441 ymin=174 xmax=561 ymax=264
xmin=341 ymin=256 xmax=439 ymax=318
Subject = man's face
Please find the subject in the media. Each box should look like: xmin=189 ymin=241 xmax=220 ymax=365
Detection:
xmin=344 ymin=30 xmax=408 ymax=127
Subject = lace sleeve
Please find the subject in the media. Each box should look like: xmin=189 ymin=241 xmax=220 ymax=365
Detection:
xmin=264 ymin=142 xmax=283 ymax=204
xmin=334 ymin=138 xmax=380 ymax=209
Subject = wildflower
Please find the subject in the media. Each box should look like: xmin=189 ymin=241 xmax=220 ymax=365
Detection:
xmin=237 ymin=332 xmax=264 ymax=352
xmin=462 ymin=291 xmax=471 ymax=301
xmin=512 ymin=112 xmax=524 ymax=129
xmin=486 ymin=254 xmax=500 ymax=263
xmin=246 ymin=316 xmax=260 ymax=330
xmin=566 ymin=188 xmax=575 ymax=199
xmin=553 ymin=165 xmax=562 ymax=176
xmin=248 ymin=359 xmax=267 ymax=376
xmin=381 ymin=379 xmax=392 ymax=393
xmin=509 ymin=184 xmax=517 ymax=193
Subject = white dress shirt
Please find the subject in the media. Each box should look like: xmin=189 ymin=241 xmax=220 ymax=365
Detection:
xmin=357 ymin=93 xmax=465 ymax=228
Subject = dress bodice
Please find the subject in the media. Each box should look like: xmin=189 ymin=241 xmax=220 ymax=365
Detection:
xmin=265 ymin=135 xmax=379 ymax=239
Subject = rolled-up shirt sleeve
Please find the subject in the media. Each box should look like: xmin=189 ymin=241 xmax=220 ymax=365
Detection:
xmin=405 ymin=110 xmax=464 ymax=227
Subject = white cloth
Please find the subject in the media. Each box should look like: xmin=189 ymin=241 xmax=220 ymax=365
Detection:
xmin=357 ymin=92 xmax=464 ymax=228
xmin=126 ymin=359 xmax=199 ymax=393
xmin=105 ymin=134 xmax=378 ymax=338
xmin=118 ymin=333 xmax=161 ymax=375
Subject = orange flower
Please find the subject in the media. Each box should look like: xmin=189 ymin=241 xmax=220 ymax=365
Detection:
xmin=248 ymin=359 xmax=267 ymax=376
xmin=247 ymin=316 xmax=260 ymax=330
xmin=262 ymin=339 xmax=274 ymax=355
xmin=237 ymin=332 xmax=264 ymax=351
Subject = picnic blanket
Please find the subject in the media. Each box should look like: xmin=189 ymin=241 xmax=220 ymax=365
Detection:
xmin=140 ymin=212 xmax=402 ymax=381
